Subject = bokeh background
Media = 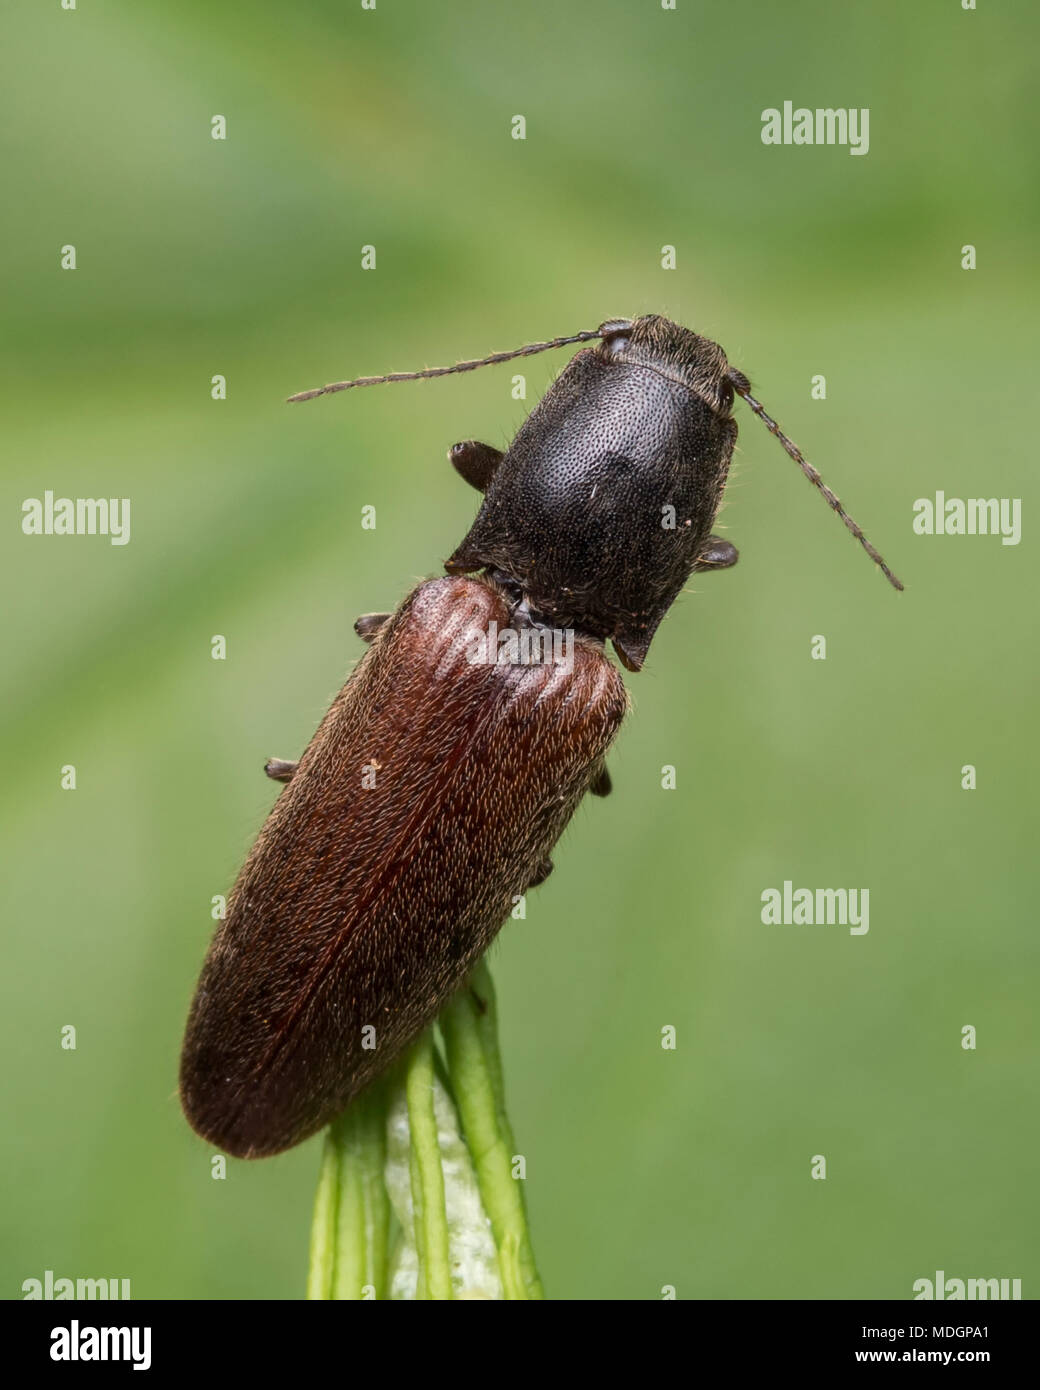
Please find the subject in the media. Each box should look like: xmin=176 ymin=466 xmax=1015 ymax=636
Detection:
xmin=3 ymin=0 xmax=1037 ymax=1300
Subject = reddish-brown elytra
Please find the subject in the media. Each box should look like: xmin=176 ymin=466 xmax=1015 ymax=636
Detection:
xmin=180 ymin=315 xmax=902 ymax=1158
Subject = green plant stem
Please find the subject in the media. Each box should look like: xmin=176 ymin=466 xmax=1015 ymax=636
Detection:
xmin=403 ymin=1033 xmax=454 ymax=1300
xmin=307 ymin=959 xmax=542 ymax=1300
xmin=306 ymin=1081 xmax=390 ymax=1300
xmin=439 ymin=958 xmax=544 ymax=1299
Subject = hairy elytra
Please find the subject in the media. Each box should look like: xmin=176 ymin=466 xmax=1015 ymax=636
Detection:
xmin=181 ymin=579 xmax=625 ymax=1157
xmin=181 ymin=313 xmax=901 ymax=1158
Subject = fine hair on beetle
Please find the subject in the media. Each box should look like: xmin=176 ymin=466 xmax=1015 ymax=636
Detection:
xmin=180 ymin=313 xmax=902 ymax=1160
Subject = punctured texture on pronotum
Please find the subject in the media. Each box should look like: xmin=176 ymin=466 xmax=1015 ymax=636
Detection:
xmin=448 ymin=316 xmax=739 ymax=672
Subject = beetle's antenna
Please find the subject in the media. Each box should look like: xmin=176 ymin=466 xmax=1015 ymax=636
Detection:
xmin=728 ymin=368 xmax=904 ymax=591
xmin=287 ymin=329 xmax=605 ymax=402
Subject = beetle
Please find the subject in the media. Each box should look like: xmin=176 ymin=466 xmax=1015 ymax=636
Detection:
xmin=179 ymin=313 xmax=902 ymax=1158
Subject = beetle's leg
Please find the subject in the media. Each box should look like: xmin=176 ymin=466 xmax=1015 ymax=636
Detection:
xmin=528 ymin=858 xmax=554 ymax=888
xmin=693 ymin=537 xmax=739 ymax=572
xmin=354 ymin=612 xmax=392 ymax=643
xmin=265 ymin=758 xmax=298 ymax=783
xmin=449 ymin=440 xmax=504 ymax=493
xmin=590 ymin=763 xmax=612 ymax=797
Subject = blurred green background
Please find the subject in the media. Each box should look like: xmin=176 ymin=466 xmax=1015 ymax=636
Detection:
xmin=3 ymin=0 xmax=1036 ymax=1300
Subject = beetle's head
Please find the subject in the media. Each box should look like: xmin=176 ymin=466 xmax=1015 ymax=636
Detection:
xmin=594 ymin=315 xmax=735 ymax=418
